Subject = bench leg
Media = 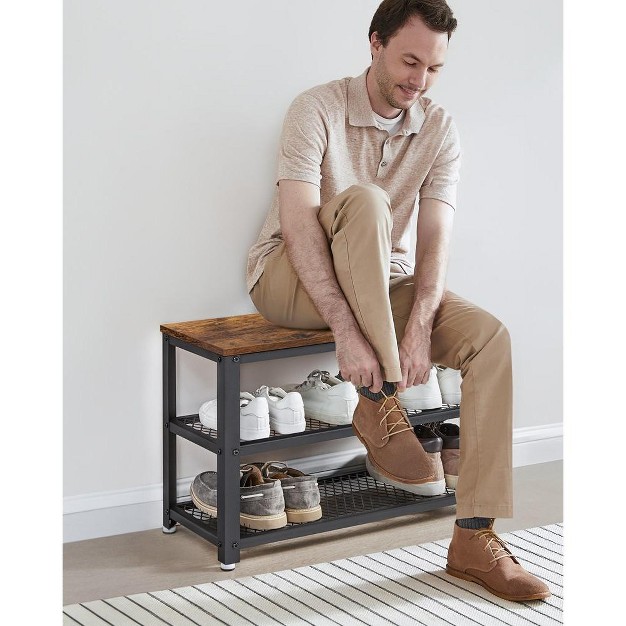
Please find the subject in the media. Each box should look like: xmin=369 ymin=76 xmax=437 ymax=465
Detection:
xmin=217 ymin=356 xmax=241 ymax=567
xmin=162 ymin=335 xmax=177 ymax=533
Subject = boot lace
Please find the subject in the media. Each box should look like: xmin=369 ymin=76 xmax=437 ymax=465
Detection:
xmin=473 ymin=528 xmax=515 ymax=564
xmin=376 ymin=389 xmax=413 ymax=443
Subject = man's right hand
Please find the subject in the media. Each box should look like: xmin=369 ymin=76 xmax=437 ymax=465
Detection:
xmin=334 ymin=326 xmax=383 ymax=393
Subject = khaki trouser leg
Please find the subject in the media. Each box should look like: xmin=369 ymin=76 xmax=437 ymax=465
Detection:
xmin=250 ymin=184 xmax=402 ymax=381
xmin=391 ymin=280 xmax=513 ymax=518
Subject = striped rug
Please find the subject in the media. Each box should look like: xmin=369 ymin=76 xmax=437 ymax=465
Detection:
xmin=63 ymin=523 xmax=563 ymax=626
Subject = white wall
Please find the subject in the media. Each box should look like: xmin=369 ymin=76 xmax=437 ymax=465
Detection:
xmin=64 ymin=0 xmax=562 ymax=541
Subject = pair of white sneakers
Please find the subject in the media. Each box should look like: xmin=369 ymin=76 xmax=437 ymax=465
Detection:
xmin=199 ymin=386 xmax=306 ymax=441
xmin=397 ymin=365 xmax=462 ymax=410
xmin=198 ymin=370 xmax=361 ymax=441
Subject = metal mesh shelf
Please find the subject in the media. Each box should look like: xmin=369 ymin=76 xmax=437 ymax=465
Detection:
xmin=173 ymin=469 xmax=456 ymax=544
xmin=317 ymin=470 xmax=455 ymax=517
xmin=175 ymin=404 xmax=460 ymax=443
xmin=177 ymin=414 xmax=346 ymax=439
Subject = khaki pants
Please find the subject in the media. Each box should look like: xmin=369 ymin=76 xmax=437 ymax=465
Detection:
xmin=250 ymin=184 xmax=513 ymax=518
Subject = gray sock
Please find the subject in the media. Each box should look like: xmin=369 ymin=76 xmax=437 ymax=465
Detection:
xmin=358 ymin=381 xmax=396 ymax=402
xmin=456 ymin=517 xmax=493 ymax=530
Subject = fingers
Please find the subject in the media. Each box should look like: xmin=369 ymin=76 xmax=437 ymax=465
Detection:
xmin=346 ymin=371 xmax=371 ymax=389
xmin=344 ymin=366 xmax=384 ymax=392
xmin=398 ymin=367 xmax=408 ymax=393
xmin=399 ymin=364 xmax=432 ymax=389
xmin=369 ymin=367 xmax=383 ymax=394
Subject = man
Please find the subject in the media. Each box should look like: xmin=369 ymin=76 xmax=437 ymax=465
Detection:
xmin=247 ymin=0 xmax=550 ymax=602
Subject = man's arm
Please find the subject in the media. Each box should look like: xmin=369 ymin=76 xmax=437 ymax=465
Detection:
xmin=279 ymin=179 xmax=384 ymax=391
xmin=398 ymin=197 xmax=454 ymax=391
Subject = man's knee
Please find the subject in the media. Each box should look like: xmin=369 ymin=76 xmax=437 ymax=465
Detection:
xmin=343 ymin=183 xmax=391 ymax=217
xmin=474 ymin=310 xmax=510 ymax=353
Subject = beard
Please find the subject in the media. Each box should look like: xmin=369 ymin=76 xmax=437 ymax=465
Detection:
xmin=373 ymin=56 xmax=422 ymax=112
xmin=376 ymin=73 xmax=408 ymax=110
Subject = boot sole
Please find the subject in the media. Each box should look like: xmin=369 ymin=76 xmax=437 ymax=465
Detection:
xmin=365 ymin=456 xmax=446 ymax=496
xmin=190 ymin=486 xmax=288 ymax=530
xmin=285 ymin=505 xmax=323 ymax=523
xmin=446 ymin=565 xmax=551 ymax=601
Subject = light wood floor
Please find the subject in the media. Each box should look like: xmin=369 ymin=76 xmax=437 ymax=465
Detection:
xmin=63 ymin=460 xmax=562 ymax=605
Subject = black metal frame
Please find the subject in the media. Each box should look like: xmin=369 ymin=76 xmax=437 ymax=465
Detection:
xmin=162 ymin=333 xmax=458 ymax=566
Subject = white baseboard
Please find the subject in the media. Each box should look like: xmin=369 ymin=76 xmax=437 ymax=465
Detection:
xmin=63 ymin=422 xmax=563 ymax=543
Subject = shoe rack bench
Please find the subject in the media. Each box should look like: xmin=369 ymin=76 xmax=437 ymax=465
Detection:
xmin=161 ymin=314 xmax=458 ymax=569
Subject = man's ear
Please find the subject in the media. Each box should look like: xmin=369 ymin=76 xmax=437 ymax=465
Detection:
xmin=370 ymin=31 xmax=383 ymax=56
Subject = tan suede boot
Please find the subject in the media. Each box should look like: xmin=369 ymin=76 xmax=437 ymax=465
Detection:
xmin=352 ymin=391 xmax=446 ymax=496
xmin=446 ymin=521 xmax=551 ymax=601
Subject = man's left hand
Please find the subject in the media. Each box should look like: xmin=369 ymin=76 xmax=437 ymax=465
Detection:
xmin=398 ymin=332 xmax=432 ymax=392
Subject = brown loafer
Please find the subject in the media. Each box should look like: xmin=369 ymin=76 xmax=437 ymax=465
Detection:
xmin=446 ymin=520 xmax=551 ymax=602
xmin=352 ymin=391 xmax=446 ymax=496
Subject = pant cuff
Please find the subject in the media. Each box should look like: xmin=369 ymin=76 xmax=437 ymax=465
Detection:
xmin=455 ymin=503 xmax=513 ymax=519
xmin=382 ymin=367 xmax=402 ymax=382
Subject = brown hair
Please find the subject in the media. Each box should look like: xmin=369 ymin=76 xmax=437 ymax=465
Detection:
xmin=368 ymin=0 xmax=457 ymax=46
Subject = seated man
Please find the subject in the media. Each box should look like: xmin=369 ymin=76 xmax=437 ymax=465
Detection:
xmin=246 ymin=0 xmax=550 ymax=603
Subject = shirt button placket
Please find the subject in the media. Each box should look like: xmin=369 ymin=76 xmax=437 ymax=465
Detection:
xmin=379 ymin=140 xmax=390 ymax=175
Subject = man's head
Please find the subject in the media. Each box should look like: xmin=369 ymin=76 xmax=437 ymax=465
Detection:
xmin=367 ymin=0 xmax=457 ymax=116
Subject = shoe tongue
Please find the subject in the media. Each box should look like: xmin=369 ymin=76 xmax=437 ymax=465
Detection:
xmin=261 ymin=461 xmax=287 ymax=475
xmin=296 ymin=371 xmax=330 ymax=390
xmin=240 ymin=464 xmax=263 ymax=487
xmin=477 ymin=527 xmax=518 ymax=563
xmin=268 ymin=387 xmax=287 ymax=398
xmin=358 ymin=395 xmax=408 ymax=446
xmin=240 ymin=391 xmax=256 ymax=406
xmin=384 ymin=397 xmax=412 ymax=433
xmin=309 ymin=369 xmax=332 ymax=383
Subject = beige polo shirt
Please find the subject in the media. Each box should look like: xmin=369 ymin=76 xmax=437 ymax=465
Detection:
xmin=246 ymin=67 xmax=461 ymax=293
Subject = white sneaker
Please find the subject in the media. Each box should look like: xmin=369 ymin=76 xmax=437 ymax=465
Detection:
xmin=283 ymin=370 xmax=358 ymax=425
xmin=436 ymin=366 xmax=462 ymax=405
xmin=253 ymin=386 xmax=306 ymax=434
xmin=396 ymin=365 xmax=443 ymax=410
xmin=198 ymin=392 xmax=270 ymax=441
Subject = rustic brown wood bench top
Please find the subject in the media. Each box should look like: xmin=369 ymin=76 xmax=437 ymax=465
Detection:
xmin=160 ymin=313 xmax=335 ymax=356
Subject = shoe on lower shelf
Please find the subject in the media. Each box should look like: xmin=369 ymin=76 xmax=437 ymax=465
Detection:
xmin=189 ymin=464 xmax=287 ymax=530
xmin=434 ymin=422 xmax=460 ymax=489
xmin=436 ymin=366 xmax=462 ymax=405
xmin=253 ymin=386 xmax=306 ymax=434
xmin=251 ymin=461 xmax=322 ymax=523
xmin=283 ymin=370 xmax=358 ymax=425
xmin=198 ymin=392 xmax=270 ymax=441
xmin=397 ymin=365 xmax=443 ymax=410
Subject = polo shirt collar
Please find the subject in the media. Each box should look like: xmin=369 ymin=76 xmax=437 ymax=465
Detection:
xmin=347 ymin=67 xmax=426 ymax=135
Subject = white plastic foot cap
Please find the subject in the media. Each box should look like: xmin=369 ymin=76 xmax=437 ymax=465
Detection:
xmin=220 ymin=563 xmax=236 ymax=571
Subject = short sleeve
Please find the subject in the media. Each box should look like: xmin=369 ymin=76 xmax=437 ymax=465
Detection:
xmin=419 ymin=119 xmax=461 ymax=210
xmin=276 ymin=93 xmax=328 ymax=187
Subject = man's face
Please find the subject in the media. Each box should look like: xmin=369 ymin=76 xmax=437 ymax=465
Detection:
xmin=369 ymin=16 xmax=448 ymax=116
